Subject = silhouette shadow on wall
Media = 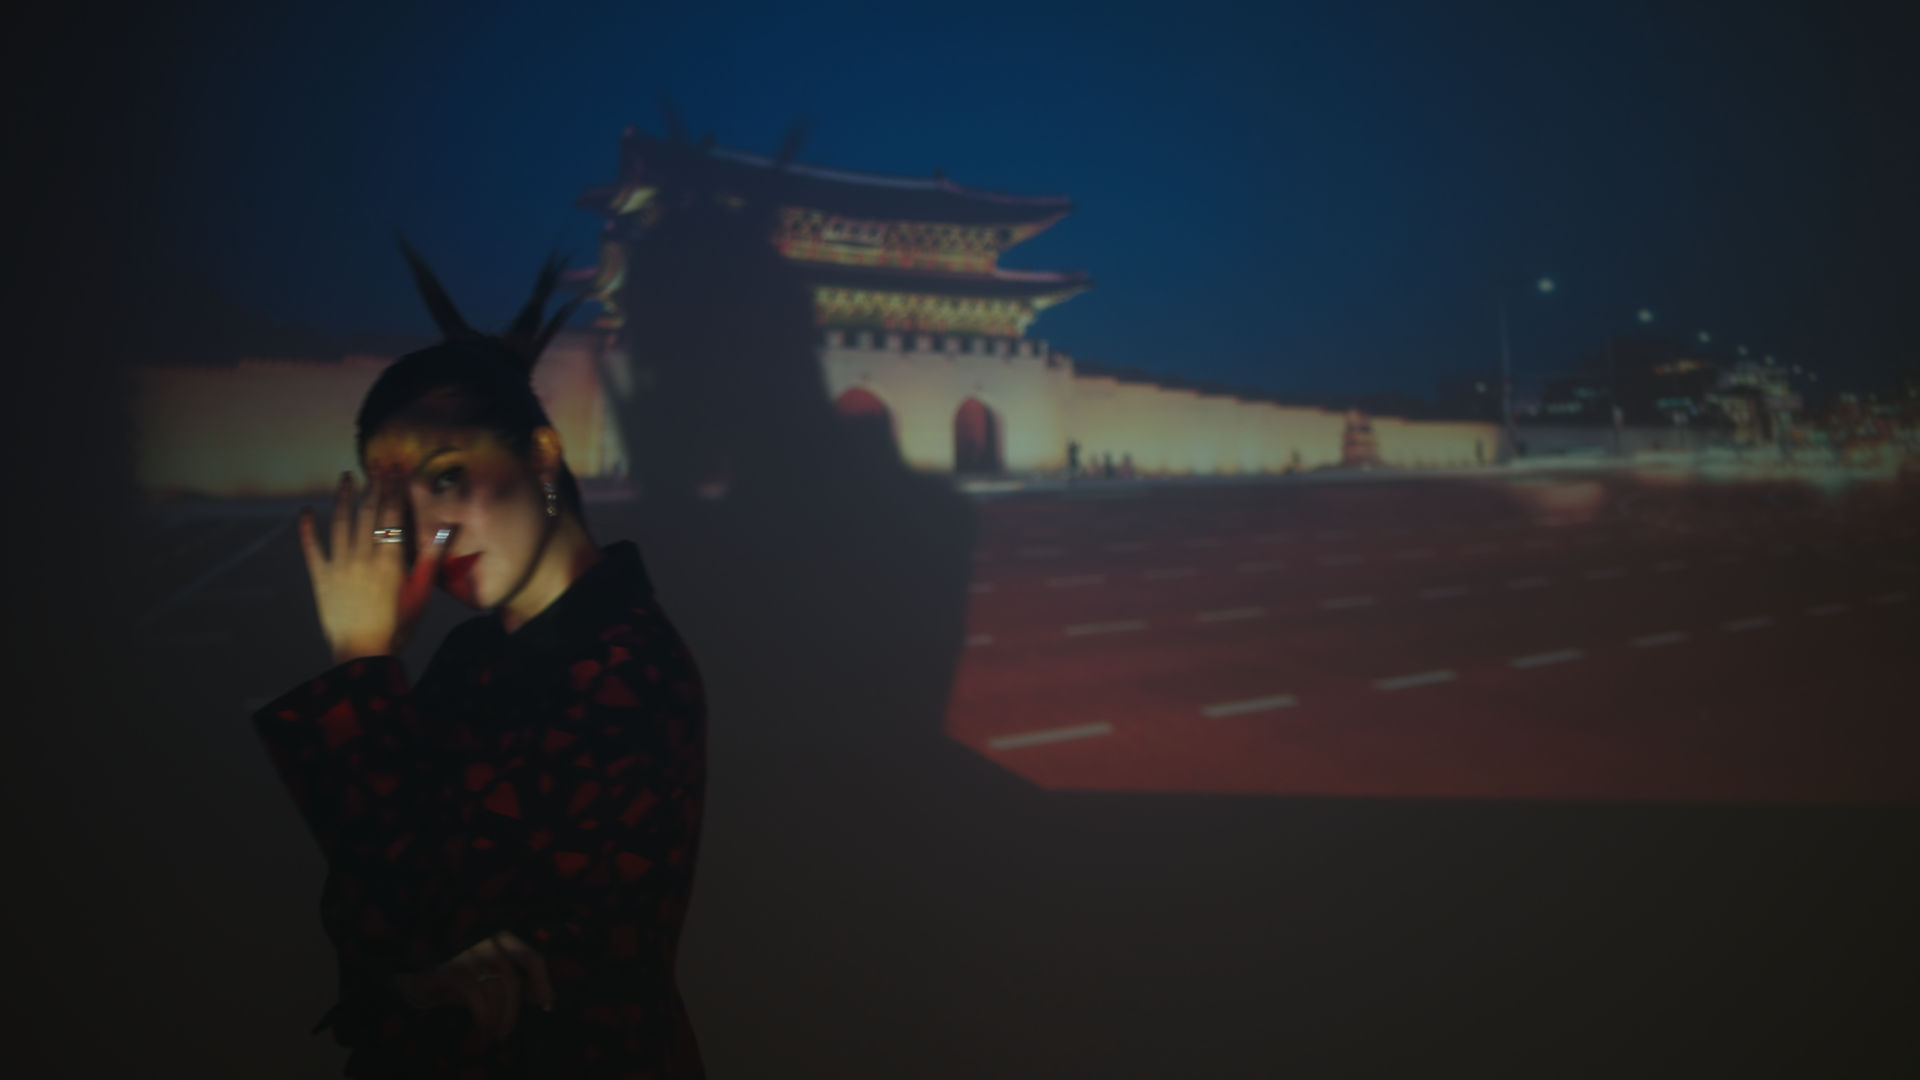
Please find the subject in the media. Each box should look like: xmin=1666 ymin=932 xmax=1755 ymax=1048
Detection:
xmin=581 ymin=114 xmax=1053 ymax=1075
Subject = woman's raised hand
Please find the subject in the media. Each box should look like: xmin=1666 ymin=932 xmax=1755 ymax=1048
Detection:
xmin=298 ymin=469 xmax=454 ymax=665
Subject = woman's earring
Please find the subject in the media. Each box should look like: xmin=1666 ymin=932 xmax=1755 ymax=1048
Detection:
xmin=544 ymin=481 xmax=558 ymax=519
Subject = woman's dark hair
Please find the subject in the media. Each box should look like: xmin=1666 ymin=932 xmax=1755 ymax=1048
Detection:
xmin=356 ymin=235 xmax=588 ymax=518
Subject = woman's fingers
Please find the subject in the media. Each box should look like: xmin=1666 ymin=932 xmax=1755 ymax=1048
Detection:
xmin=297 ymin=507 xmax=324 ymax=586
xmin=329 ymin=471 xmax=355 ymax=564
xmin=474 ymin=937 xmax=524 ymax=1042
xmin=497 ymin=930 xmax=555 ymax=1012
xmin=494 ymin=969 xmax=519 ymax=1043
xmin=367 ymin=469 xmax=407 ymax=562
xmin=353 ymin=469 xmax=387 ymax=561
xmin=461 ymin=979 xmax=499 ymax=1042
xmin=400 ymin=522 xmax=455 ymax=624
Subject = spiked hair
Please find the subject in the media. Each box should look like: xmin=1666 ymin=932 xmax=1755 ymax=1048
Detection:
xmin=353 ymin=236 xmax=589 ymax=516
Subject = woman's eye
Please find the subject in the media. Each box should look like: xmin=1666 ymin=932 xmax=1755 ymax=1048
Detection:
xmin=432 ymin=466 xmax=464 ymax=493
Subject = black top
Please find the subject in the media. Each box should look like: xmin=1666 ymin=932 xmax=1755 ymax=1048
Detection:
xmin=253 ymin=540 xmax=707 ymax=1078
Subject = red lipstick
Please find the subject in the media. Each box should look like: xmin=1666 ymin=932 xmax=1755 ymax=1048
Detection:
xmin=438 ymin=552 xmax=482 ymax=606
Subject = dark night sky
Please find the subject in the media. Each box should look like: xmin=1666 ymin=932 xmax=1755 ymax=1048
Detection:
xmin=147 ymin=0 xmax=1918 ymax=401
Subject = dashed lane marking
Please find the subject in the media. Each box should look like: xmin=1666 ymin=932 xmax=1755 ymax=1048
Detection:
xmin=1632 ymin=631 xmax=1690 ymax=648
xmin=1065 ymin=619 xmax=1149 ymax=637
xmin=1374 ymin=669 xmax=1457 ymax=691
xmin=1201 ymin=694 xmax=1299 ymax=718
xmin=1321 ymin=595 xmax=1376 ymax=610
xmin=1197 ymin=606 xmax=1267 ymax=623
xmin=1510 ymin=648 xmax=1583 ymax=670
xmin=988 ymin=723 xmax=1113 ymax=750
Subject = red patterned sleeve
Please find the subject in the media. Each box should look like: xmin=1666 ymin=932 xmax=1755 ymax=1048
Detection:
xmin=251 ymin=656 xmax=453 ymax=981
xmin=251 ymin=657 xmax=433 ymax=864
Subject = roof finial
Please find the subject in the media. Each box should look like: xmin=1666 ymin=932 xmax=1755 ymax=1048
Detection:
xmin=772 ymin=116 xmax=809 ymax=172
xmin=657 ymin=91 xmax=688 ymax=145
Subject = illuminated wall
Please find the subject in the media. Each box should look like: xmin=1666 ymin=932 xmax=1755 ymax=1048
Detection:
xmin=1371 ymin=417 xmax=1500 ymax=468
xmin=133 ymin=328 xmax=1499 ymax=496
xmin=132 ymin=331 xmax=622 ymax=498
xmin=818 ymin=331 xmax=1498 ymax=477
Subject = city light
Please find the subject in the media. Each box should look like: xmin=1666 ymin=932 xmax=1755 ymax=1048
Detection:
xmin=1698 ymin=331 xmax=1712 ymax=344
xmin=1536 ymin=277 xmax=1556 ymax=294
xmin=1637 ymin=308 xmax=1654 ymax=324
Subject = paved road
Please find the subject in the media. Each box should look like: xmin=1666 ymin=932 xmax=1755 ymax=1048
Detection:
xmin=952 ymin=475 xmax=1920 ymax=803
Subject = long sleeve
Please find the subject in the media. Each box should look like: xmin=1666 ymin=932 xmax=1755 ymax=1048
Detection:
xmin=252 ymin=617 xmax=707 ymax=992
xmin=252 ymin=657 xmax=434 ymax=863
xmin=252 ymin=655 xmax=456 ymax=981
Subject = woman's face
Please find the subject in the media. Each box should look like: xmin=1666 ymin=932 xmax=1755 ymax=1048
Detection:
xmin=362 ymin=408 xmax=551 ymax=611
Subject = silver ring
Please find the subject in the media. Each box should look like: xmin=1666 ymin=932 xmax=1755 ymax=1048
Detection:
xmin=372 ymin=527 xmax=407 ymax=544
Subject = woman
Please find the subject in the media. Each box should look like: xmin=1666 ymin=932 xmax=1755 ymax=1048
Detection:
xmin=251 ymin=238 xmax=707 ymax=1078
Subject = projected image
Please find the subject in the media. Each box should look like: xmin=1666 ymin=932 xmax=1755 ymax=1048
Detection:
xmin=134 ymin=121 xmax=1920 ymax=811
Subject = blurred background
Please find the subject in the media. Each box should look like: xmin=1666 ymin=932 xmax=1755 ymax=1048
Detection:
xmin=7 ymin=0 xmax=1918 ymax=1076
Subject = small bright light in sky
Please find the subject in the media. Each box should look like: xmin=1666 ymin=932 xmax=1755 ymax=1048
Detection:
xmin=1536 ymin=277 xmax=1556 ymax=294
xmin=1637 ymin=308 xmax=1654 ymax=323
xmin=1738 ymin=345 xmax=1749 ymax=356
xmin=1698 ymin=331 xmax=1712 ymax=344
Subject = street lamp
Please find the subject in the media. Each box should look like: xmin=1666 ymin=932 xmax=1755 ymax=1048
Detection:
xmin=1637 ymin=308 xmax=1655 ymax=324
xmin=1497 ymin=276 xmax=1557 ymax=462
